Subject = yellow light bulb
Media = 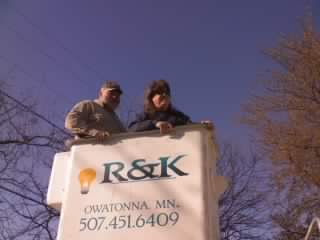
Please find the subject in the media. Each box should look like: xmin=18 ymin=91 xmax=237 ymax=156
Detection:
xmin=78 ymin=168 xmax=96 ymax=194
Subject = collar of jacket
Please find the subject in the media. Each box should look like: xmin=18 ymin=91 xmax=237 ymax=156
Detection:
xmin=94 ymin=99 xmax=114 ymax=112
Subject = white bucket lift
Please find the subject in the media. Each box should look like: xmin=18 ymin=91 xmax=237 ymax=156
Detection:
xmin=47 ymin=124 xmax=227 ymax=240
xmin=304 ymin=217 xmax=320 ymax=240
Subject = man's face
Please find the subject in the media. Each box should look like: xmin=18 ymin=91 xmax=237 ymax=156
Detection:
xmin=99 ymin=88 xmax=121 ymax=110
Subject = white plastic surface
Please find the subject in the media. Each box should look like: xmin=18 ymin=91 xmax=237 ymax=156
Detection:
xmin=47 ymin=152 xmax=70 ymax=210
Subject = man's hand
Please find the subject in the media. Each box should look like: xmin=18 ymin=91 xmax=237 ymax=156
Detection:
xmin=94 ymin=131 xmax=111 ymax=141
xmin=201 ymin=120 xmax=214 ymax=130
xmin=155 ymin=121 xmax=173 ymax=134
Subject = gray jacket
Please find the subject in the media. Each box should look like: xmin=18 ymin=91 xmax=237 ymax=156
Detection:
xmin=65 ymin=99 xmax=126 ymax=137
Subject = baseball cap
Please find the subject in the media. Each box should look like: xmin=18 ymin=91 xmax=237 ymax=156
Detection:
xmin=101 ymin=80 xmax=123 ymax=94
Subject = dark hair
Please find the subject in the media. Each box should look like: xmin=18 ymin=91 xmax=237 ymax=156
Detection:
xmin=144 ymin=79 xmax=172 ymax=115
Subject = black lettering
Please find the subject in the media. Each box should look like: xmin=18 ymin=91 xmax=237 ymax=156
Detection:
xmin=101 ymin=162 xmax=128 ymax=183
xmin=127 ymin=159 xmax=159 ymax=180
xmin=159 ymin=155 xmax=189 ymax=177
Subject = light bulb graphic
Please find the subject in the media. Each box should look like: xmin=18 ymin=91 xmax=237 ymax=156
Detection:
xmin=78 ymin=168 xmax=96 ymax=194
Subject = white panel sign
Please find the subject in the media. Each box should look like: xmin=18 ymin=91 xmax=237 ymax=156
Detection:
xmin=53 ymin=126 xmax=222 ymax=240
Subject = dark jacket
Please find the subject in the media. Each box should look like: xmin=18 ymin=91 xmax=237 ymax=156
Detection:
xmin=128 ymin=108 xmax=191 ymax=132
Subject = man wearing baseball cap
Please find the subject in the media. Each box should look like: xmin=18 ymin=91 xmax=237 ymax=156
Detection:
xmin=65 ymin=80 xmax=126 ymax=141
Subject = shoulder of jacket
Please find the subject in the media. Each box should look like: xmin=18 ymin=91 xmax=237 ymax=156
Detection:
xmin=70 ymin=100 xmax=95 ymax=110
xmin=173 ymin=109 xmax=191 ymax=122
xmin=75 ymin=99 xmax=95 ymax=106
xmin=81 ymin=99 xmax=95 ymax=104
xmin=135 ymin=112 xmax=148 ymax=120
xmin=171 ymin=108 xmax=188 ymax=117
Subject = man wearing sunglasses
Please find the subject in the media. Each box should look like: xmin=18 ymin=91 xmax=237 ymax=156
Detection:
xmin=65 ymin=80 xmax=126 ymax=141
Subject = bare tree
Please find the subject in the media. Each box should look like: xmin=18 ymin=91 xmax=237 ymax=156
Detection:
xmin=0 ymin=82 xmax=65 ymax=240
xmin=241 ymin=19 xmax=320 ymax=239
xmin=218 ymin=142 xmax=273 ymax=240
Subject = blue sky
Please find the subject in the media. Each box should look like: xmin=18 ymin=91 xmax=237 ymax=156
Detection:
xmin=0 ymin=0 xmax=319 ymax=148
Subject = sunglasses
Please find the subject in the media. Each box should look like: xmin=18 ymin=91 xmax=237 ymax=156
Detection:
xmin=109 ymin=89 xmax=122 ymax=95
xmin=152 ymin=91 xmax=170 ymax=98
